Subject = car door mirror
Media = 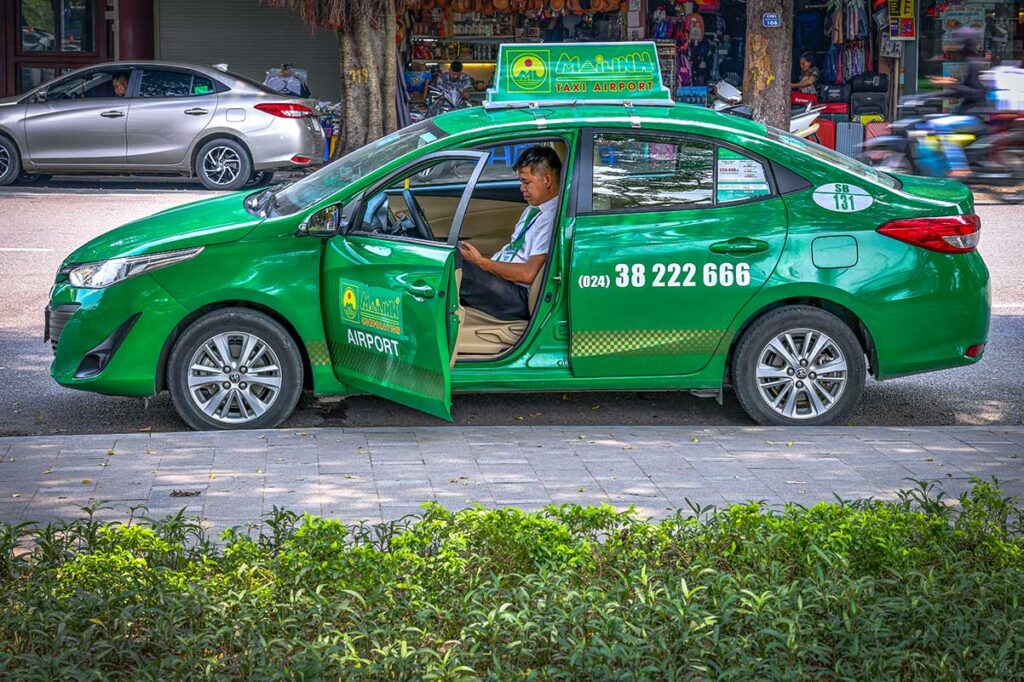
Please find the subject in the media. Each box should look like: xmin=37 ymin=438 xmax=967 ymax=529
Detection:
xmin=297 ymin=203 xmax=344 ymax=237
xmin=31 ymin=89 xmax=47 ymax=104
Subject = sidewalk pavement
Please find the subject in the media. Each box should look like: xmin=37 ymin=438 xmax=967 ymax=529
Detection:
xmin=1 ymin=426 xmax=1021 ymax=535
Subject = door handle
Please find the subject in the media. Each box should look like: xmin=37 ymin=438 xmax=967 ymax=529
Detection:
xmin=709 ymin=238 xmax=770 ymax=256
xmin=184 ymin=108 xmax=209 ymax=116
xmin=100 ymin=110 xmax=125 ymax=118
xmin=403 ymin=282 xmax=435 ymax=299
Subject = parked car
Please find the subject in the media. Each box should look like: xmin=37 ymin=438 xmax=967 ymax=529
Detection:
xmin=0 ymin=61 xmax=324 ymax=190
xmin=46 ymin=43 xmax=989 ymax=430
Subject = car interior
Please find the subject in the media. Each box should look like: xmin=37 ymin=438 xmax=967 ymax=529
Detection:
xmin=357 ymin=139 xmax=566 ymax=362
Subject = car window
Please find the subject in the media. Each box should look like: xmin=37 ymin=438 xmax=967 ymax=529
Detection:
xmin=591 ymin=133 xmax=714 ymax=211
xmin=45 ymin=70 xmax=127 ymax=101
xmin=716 ymin=148 xmax=772 ymax=204
xmin=139 ymin=70 xmax=214 ymax=98
xmin=354 ymin=158 xmax=481 ymax=238
xmin=271 ymin=119 xmax=449 ymax=215
xmin=767 ymin=126 xmax=898 ymax=189
xmin=473 ymin=140 xmax=565 ymax=183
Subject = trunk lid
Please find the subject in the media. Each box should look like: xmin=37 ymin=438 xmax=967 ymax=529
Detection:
xmin=892 ymin=173 xmax=975 ymax=215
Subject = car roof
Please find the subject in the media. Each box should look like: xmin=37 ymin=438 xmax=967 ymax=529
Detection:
xmin=57 ymin=60 xmax=250 ymax=83
xmin=432 ymin=102 xmax=769 ymax=139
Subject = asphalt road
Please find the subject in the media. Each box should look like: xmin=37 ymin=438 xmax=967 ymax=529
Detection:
xmin=1 ymin=179 xmax=1021 ymax=435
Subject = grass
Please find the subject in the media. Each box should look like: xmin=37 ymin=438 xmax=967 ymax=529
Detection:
xmin=1 ymin=480 xmax=1022 ymax=680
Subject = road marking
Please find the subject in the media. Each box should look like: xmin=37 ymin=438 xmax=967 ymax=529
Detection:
xmin=0 ymin=247 xmax=54 ymax=253
xmin=992 ymin=303 xmax=1024 ymax=309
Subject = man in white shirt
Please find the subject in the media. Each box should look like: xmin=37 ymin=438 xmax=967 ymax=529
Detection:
xmin=458 ymin=146 xmax=561 ymax=320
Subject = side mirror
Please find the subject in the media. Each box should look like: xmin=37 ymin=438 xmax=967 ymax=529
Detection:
xmin=31 ymin=89 xmax=47 ymax=104
xmin=297 ymin=203 xmax=343 ymax=237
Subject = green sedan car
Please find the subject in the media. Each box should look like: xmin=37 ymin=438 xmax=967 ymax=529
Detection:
xmin=46 ymin=43 xmax=989 ymax=430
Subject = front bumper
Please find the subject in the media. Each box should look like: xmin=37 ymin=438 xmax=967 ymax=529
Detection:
xmin=48 ymin=274 xmax=189 ymax=396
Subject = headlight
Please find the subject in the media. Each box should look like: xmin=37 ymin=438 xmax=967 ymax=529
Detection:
xmin=64 ymin=247 xmax=204 ymax=289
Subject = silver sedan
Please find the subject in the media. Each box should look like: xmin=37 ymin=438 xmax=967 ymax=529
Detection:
xmin=0 ymin=61 xmax=325 ymax=190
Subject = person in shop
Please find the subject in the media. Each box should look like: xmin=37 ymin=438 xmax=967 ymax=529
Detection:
xmin=791 ymin=52 xmax=821 ymax=94
xmin=438 ymin=61 xmax=473 ymax=103
xmin=457 ymin=146 xmax=561 ymax=321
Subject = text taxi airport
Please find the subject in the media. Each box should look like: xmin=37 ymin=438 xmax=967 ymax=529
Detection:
xmin=46 ymin=43 xmax=989 ymax=430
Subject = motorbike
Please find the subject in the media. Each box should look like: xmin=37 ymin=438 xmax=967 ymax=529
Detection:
xmin=859 ymin=93 xmax=1024 ymax=203
xmin=417 ymin=85 xmax=473 ymax=180
xmin=710 ymin=80 xmax=824 ymax=137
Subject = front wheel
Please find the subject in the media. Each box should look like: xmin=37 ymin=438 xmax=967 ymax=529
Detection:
xmin=0 ymin=136 xmax=22 ymax=186
xmin=167 ymin=308 xmax=304 ymax=430
xmin=195 ymin=139 xmax=253 ymax=191
xmin=732 ymin=306 xmax=866 ymax=426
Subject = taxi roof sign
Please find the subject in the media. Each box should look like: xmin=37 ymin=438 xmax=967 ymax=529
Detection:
xmin=485 ymin=42 xmax=673 ymax=109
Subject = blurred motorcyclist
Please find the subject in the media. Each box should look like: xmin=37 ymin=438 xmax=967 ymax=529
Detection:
xmin=926 ymin=28 xmax=989 ymax=178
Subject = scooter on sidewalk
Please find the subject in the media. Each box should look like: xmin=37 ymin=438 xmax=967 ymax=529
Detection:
xmin=710 ymin=80 xmax=824 ymax=137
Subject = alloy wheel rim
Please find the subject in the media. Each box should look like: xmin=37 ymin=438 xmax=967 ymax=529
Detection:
xmin=754 ymin=328 xmax=848 ymax=420
xmin=202 ymin=146 xmax=242 ymax=186
xmin=0 ymin=146 xmax=10 ymax=177
xmin=186 ymin=331 xmax=282 ymax=424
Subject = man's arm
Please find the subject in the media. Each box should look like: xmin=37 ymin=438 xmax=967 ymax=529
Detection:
xmin=459 ymin=243 xmax=546 ymax=284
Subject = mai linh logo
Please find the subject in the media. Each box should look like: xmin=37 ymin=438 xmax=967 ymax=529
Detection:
xmin=342 ymin=284 xmax=359 ymax=321
xmin=509 ymin=50 xmax=550 ymax=92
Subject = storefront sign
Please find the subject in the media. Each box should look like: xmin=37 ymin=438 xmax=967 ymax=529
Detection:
xmin=940 ymin=5 xmax=985 ymax=52
xmin=762 ymin=13 xmax=781 ymax=28
xmin=887 ymin=0 xmax=916 ymax=40
xmin=486 ymin=42 xmax=672 ymax=105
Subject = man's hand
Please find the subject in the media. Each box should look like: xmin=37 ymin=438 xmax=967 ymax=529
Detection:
xmin=458 ymin=241 xmax=485 ymax=266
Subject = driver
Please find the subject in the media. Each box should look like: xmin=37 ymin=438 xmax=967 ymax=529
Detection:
xmin=457 ymin=146 xmax=561 ymax=320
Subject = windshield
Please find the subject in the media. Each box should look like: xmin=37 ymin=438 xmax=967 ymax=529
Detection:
xmin=272 ymin=120 xmax=449 ymax=215
xmin=766 ymin=126 xmax=898 ymax=189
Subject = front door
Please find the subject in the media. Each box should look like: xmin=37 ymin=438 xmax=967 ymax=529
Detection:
xmin=126 ymin=68 xmax=217 ymax=166
xmin=23 ymin=68 xmax=132 ymax=166
xmin=321 ymin=152 xmax=489 ymax=419
xmin=570 ymin=130 xmax=788 ymax=377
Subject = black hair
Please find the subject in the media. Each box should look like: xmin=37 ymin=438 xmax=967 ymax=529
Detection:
xmin=450 ymin=61 xmax=464 ymax=72
xmin=513 ymin=145 xmax=562 ymax=178
xmin=799 ymin=52 xmax=815 ymax=66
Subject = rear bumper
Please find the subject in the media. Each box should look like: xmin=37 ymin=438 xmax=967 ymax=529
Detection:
xmin=248 ymin=117 xmax=325 ymax=171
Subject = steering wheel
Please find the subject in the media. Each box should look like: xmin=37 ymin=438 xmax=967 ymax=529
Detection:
xmin=402 ymin=189 xmax=434 ymax=241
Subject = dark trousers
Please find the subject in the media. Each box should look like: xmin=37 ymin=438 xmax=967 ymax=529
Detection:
xmin=459 ymin=260 xmax=529 ymax=320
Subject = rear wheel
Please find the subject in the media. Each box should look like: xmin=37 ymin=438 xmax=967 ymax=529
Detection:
xmin=732 ymin=306 xmax=866 ymax=426
xmin=168 ymin=308 xmax=303 ymax=430
xmin=195 ymin=139 xmax=252 ymax=191
xmin=0 ymin=136 xmax=22 ymax=186
xmin=987 ymin=147 xmax=1024 ymax=204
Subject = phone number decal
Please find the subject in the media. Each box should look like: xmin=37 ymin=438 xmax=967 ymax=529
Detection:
xmin=578 ymin=263 xmax=751 ymax=289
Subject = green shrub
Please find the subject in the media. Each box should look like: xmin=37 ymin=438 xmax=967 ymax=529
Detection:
xmin=1 ymin=480 xmax=1022 ymax=680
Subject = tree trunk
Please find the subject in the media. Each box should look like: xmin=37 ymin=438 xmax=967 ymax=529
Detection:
xmin=741 ymin=0 xmax=794 ymax=130
xmin=339 ymin=28 xmax=369 ymax=156
xmin=382 ymin=0 xmax=398 ymax=134
xmin=354 ymin=11 xmax=384 ymax=143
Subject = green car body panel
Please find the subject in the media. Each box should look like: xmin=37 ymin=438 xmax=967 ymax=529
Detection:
xmin=48 ymin=100 xmax=990 ymax=422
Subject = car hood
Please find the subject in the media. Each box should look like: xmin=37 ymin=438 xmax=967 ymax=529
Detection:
xmin=66 ymin=193 xmax=263 ymax=264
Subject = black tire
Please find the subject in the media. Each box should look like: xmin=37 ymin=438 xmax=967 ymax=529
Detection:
xmin=731 ymin=305 xmax=866 ymax=426
xmin=17 ymin=173 xmax=52 ymax=185
xmin=167 ymin=308 xmax=304 ymax=431
xmin=0 ymin=136 xmax=22 ymax=186
xmin=195 ymin=139 xmax=253 ymax=191
xmin=244 ymin=170 xmax=275 ymax=187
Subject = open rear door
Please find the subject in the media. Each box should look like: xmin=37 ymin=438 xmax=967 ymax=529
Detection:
xmin=321 ymin=151 xmax=488 ymax=419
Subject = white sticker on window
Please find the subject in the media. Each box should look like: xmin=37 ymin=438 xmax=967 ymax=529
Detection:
xmin=813 ymin=183 xmax=874 ymax=212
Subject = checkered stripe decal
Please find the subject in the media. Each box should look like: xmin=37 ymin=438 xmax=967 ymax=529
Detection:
xmin=572 ymin=329 xmax=730 ymax=358
xmin=306 ymin=340 xmax=331 ymax=367
xmin=328 ymin=340 xmax=444 ymax=402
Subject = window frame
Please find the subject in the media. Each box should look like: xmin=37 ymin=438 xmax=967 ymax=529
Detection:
xmin=39 ymin=65 xmax=137 ymax=101
xmin=577 ymin=127 xmax=780 ymax=216
xmin=16 ymin=0 xmax=100 ymax=57
xmin=136 ymin=67 xmax=217 ymax=99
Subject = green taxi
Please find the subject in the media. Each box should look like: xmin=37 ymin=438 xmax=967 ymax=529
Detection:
xmin=47 ymin=43 xmax=990 ymax=430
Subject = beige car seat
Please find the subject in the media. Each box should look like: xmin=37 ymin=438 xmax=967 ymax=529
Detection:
xmin=454 ymin=274 xmax=544 ymax=359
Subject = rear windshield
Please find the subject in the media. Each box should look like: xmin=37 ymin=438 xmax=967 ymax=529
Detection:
xmin=271 ymin=119 xmax=449 ymax=214
xmin=766 ymin=126 xmax=898 ymax=189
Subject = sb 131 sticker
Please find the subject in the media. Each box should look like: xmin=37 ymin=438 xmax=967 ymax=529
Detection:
xmin=813 ymin=183 xmax=874 ymax=213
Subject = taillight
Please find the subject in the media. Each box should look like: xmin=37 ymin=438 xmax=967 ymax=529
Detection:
xmin=876 ymin=214 xmax=981 ymax=254
xmin=255 ymin=103 xmax=313 ymax=118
